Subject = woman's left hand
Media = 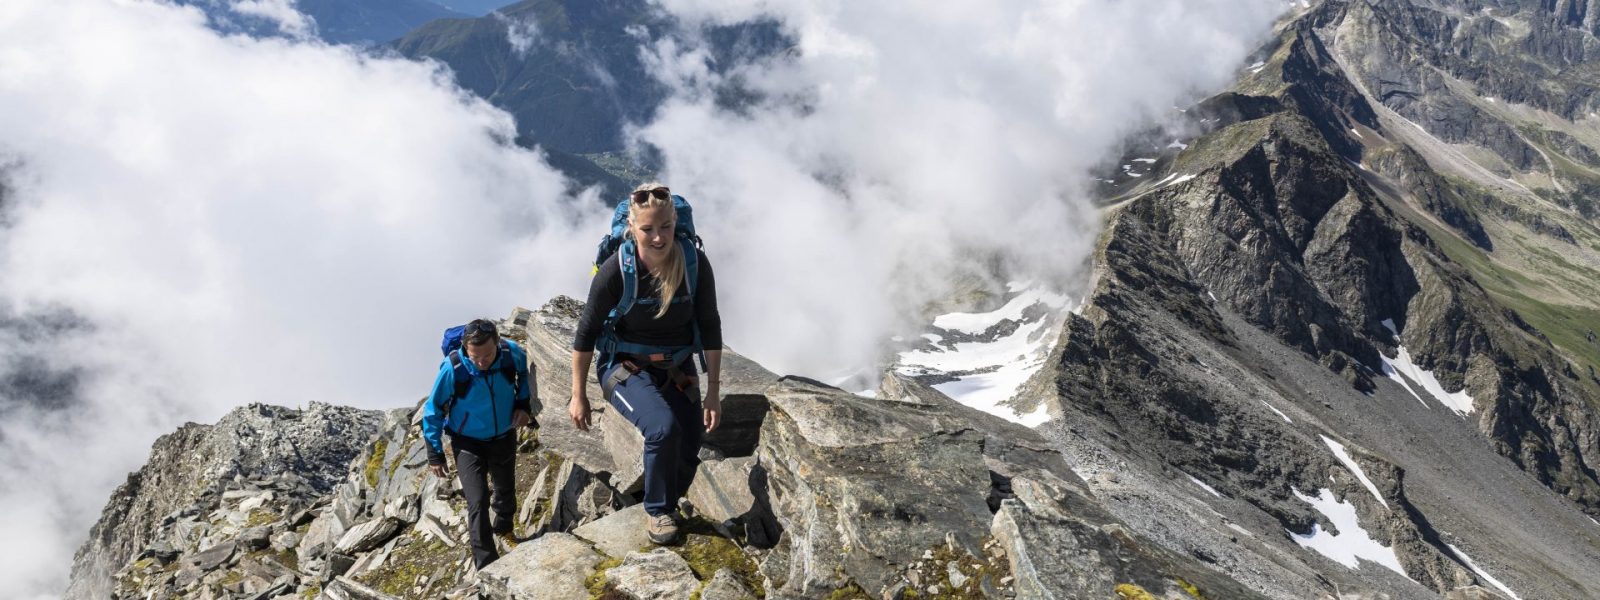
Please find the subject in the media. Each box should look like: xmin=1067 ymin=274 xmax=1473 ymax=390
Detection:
xmin=703 ymin=381 xmax=722 ymax=432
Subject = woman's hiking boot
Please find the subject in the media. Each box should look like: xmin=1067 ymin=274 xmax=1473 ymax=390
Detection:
xmin=648 ymin=512 xmax=679 ymax=544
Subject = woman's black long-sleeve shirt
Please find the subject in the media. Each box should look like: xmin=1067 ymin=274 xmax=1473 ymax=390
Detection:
xmin=573 ymin=248 xmax=723 ymax=354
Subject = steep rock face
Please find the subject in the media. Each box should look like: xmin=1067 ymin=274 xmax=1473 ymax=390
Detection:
xmin=1040 ymin=219 xmax=1474 ymax=594
xmin=1030 ymin=2 xmax=1600 ymax=597
xmin=1132 ymin=0 xmax=1600 ymax=518
xmin=1325 ymin=0 xmax=1600 ymax=514
xmin=65 ymin=402 xmax=383 ymax=599
xmin=754 ymin=377 xmax=993 ymax=596
xmin=1365 ymin=144 xmax=1494 ymax=249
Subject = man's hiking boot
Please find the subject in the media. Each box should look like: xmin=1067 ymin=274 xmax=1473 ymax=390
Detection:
xmin=648 ymin=513 xmax=679 ymax=544
xmin=496 ymin=530 xmax=519 ymax=552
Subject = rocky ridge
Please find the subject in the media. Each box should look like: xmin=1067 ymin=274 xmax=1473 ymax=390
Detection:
xmin=77 ymin=300 xmax=1283 ymax=600
xmin=65 ymin=402 xmax=386 ymax=599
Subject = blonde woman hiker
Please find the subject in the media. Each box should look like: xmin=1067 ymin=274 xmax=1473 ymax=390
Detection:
xmin=568 ymin=182 xmax=724 ymax=545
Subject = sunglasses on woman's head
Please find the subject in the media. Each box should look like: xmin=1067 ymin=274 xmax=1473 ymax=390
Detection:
xmin=631 ymin=188 xmax=670 ymax=204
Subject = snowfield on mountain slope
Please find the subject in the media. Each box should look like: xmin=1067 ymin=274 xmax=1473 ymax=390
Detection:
xmin=1288 ymin=488 xmax=1408 ymax=578
xmin=896 ymin=282 xmax=1072 ymax=427
xmin=1379 ymin=319 xmax=1476 ymax=415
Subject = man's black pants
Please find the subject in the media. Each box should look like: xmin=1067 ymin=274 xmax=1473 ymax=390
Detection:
xmin=450 ymin=432 xmax=516 ymax=569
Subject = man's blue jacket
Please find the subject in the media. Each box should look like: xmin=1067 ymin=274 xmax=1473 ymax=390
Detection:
xmin=421 ymin=340 xmax=533 ymax=464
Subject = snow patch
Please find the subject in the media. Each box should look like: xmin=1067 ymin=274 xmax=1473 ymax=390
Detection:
xmin=1227 ymin=523 xmax=1255 ymax=537
xmin=1167 ymin=140 xmax=1189 ymax=150
xmin=1350 ymin=127 xmax=1363 ymax=139
xmin=1321 ymin=436 xmax=1388 ymax=509
xmin=1152 ymin=173 xmax=1197 ymax=188
xmin=1288 ymin=488 xmax=1406 ymax=576
xmin=1446 ymin=543 xmax=1523 ymax=600
xmin=1133 ymin=157 xmax=1157 ymax=163
xmin=1248 ymin=60 xmax=1265 ymax=74
xmin=1187 ymin=474 xmax=1224 ymax=498
xmin=900 ymin=284 xmax=1071 ymax=426
xmin=1378 ymin=318 xmax=1476 ymax=415
xmin=1014 ymin=404 xmax=1051 ymax=428
xmin=1261 ymin=400 xmax=1293 ymax=424
xmin=1207 ymin=290 xmax=1218 ymax=302
xmin=931 ymin=288 xmax=1064 ymax=335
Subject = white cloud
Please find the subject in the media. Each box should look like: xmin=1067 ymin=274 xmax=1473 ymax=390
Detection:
xmin=228 ymin=0 xmax=315 ymax=39
xmin=493 ymin=9 xmax=540 ymax=56
xmin=0 ymin=1 xmax=597 ymax=596
xmin=633 ymin=0 xmax=1286 ymax=378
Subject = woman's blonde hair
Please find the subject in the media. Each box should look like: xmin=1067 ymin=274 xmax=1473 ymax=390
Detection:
xmin=627 ymin=182 xmax=685 ymax=318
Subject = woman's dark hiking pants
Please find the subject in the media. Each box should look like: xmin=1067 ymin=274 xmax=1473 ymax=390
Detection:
xmin=603 ymin=361 xmax=704 ymax=517
xmin=450 ymin=432 xmax=516 ymax=569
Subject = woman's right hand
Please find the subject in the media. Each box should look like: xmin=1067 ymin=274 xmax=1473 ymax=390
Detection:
xmin=569 ymin=393 xmax=592 ymax=431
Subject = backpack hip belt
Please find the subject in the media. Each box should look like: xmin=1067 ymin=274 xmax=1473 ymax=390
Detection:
xmin=604 ymin=356 xmax=697 ymax=398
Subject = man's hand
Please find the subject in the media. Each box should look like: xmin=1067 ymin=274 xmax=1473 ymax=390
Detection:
xmin=512 ymin=409 xmax=531 ymax=429
xmin=429 ymin=463 xmax=449 ymax=479
xmin=703 ymin=382 xmax=722 ymax=432
xmin=569 ymin=394 xmax=592 ymax=431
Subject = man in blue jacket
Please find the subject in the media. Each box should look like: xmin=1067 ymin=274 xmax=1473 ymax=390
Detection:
xmin=421 ymin=319 xmax=536 ymax=569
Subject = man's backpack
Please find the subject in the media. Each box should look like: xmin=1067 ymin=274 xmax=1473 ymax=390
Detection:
xmin=438 ymin=324 xmax=520 ymax=415
xmin=591 ymin=194 xmax=705 ymax=371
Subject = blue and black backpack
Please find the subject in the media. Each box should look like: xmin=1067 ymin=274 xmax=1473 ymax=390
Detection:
xmin=591 ymin=193 xmax=706 ymax=371
xmin=438 ymin=324 xmax=520 ymax=415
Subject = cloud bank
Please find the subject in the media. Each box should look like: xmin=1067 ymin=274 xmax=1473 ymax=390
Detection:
xmin=632 ymin=0 xmax=1286 ymax=380
xmin=0 ymin=1 xmax=597 ymax=596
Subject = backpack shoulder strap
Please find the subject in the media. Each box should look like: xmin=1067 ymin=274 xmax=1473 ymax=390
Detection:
xmin=615 ymin=240 xmax=640 ymax=317
xmin=680 ymin=237 xmax=700 ymax=298
xmin=446 ymin=350 xmax=472 ymax=414
xmin=497 ymin=340 xmax=520 ymax=386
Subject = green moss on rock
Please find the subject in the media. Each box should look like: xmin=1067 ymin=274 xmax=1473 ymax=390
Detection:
xmin=585 ymin=556 xmax=625 ymax=600
xmin=671 ymin=533 xmax=765 ymax=598
xmin=1176 ymin=577 xmax=1207 ymax=599
xmin=364 ymin=437 xmax=390 ymax=488
xmin=825 ymin=583 xmax=872 ymax=599
xmin=354 ymin=533 xmax=459 ymax=597
xmin=245 ymin=508 xmax=278 ymax=528
xmin=387 ymin=432 xmax=414 ymax=478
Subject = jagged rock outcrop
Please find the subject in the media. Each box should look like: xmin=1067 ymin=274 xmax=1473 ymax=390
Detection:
xmin=66 ymin=402 xmax=383 ymax=600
